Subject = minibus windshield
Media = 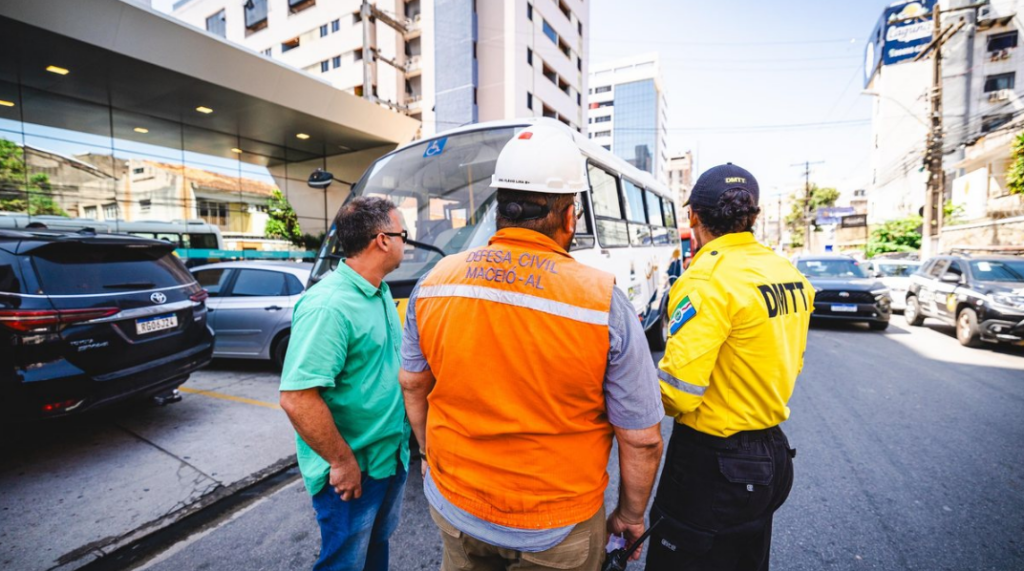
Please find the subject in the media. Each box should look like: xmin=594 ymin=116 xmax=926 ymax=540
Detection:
xmin=311 ymin=126 xmax=519 ymax=284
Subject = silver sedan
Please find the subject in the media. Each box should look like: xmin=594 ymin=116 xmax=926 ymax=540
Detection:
xmin=190 ymin=261 xmax=312 ymax=368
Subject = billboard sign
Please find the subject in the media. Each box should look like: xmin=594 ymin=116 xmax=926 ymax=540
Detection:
xmin=864 ymin=1 xmax=936 ymax=86
xmin=841 ymin=214 xmax=869 ymax=228
xmin=816 ymin=207 xmax=857 ymax=226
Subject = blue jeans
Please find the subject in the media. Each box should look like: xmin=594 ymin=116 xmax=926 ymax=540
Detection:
xmin=311 ymin=466 xmax=407 ymax=571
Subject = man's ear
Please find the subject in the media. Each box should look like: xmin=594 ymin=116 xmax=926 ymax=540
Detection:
xmin=562 ymin=202 xmax=576 ymax=233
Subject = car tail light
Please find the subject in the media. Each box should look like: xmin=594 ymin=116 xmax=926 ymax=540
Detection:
xmin=0 ymin=308 xmax=120 ymax=333
xmin=189 ymin=289 xmax=209 ymax=303
xmin=42 ymin=399 xmax=84 ymax=414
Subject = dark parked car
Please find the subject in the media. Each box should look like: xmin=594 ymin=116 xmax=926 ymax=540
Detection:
xmin=793 ymin=254 xmax=891 ymax=331
xmin=905 ymin=254 xmax=1024 ymax=347
xmin=0 ymin=229 xmax=214 ymax=421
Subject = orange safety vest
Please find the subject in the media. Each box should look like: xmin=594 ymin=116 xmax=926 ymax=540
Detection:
xmin=416 ymin=228 xmax=615 ymax=529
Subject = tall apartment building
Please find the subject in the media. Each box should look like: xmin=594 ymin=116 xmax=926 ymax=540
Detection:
xmin=586 ymin=53 xmax=669 ymax=183
xmin=169 ymin=0 xmax=589 ymax=137
xmin=864 ymin=0 xmax=1024 ymax=246
xmin=666 ymin=151 xmax=694 ymax=208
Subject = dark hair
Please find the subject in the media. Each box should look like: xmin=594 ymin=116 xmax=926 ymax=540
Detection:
xmin=692 ymin=188 xmax=760 ymax=237
xmin=336 ymin=196 xmax=397 ymax=256
xmin=495 ymin=189 xmax=574 ymax=238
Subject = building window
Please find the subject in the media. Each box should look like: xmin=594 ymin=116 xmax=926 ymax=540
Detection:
xmin=132 ymin=167 xmax=145 ymax=175
xmin=577 ymin=92 xmax=581 ymax=106
xmin=83 ymin=205 xmax=97 ymax=219
xmin=140 ymin=199 xmax=151 ymax=213
xmin=982 ymin=114 xmax=1013 ymax=132
xmin=244 ymin=0 xmax=268 ymax=34
xmin=984 ymin=72 xmax=1015 ymax=92
xmin=353 ymin=11 xmax=362 ymax=25
xmin=289 ymin=0 xmax=316 ymax=14
xmin=596 ymin=85 xmax=612 ymax=93
xmin=333 ymin=55 xmax=341 ymax=68
xmin=331 ymin=18 xmax=340 ymax=32
xmin=988 ymin=31 xmax=1018 ymax=52
xmin=282 ymin=37 xmax=301 ymax=53
xmin=602 ymin=145 xmax=611 ymax=151
xmin=320 ymin=60 xmax=329 ymax=72
xmin=590 ymin=100 xmax=613 ymax=109
xmin=353 ymin=48 xmax=363 ymax=61
xmin=542 ymin=20 xmax=558 ymax=44
xmin=198 ymin=200 xmax=229 ymax=227
xmin=262 ymin=47 xmax=272 ymax=56
xmin=578 ymin=21 xmax=583 ymax=37
xmin=103 ymin=202 xmax=119 ymax=220
xmin=558 ymin=0 xmax=570 ymax=20
xmin=527 ymin=91 xmax=533 ymax=110
xmin=320 ymin=24 xmax=328 ymax=37
xmin=577 ymin=56 xmax=582 ymax=71
xmin=527 ymin=47 xmax=533 ymax=66
xmin=595 ymin=115 xmax=610 ymax=123
xmin=206 ymin=10 xmax=226 ymax=38
xmin=595 ymin=130 xmax=611 ymax=137
xmin=527 ymin=3 xmax=533 ymax=21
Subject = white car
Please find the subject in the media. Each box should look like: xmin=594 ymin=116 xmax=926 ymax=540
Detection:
xmin=190 ymin=262 xmax=312 ymax=368
xmin=864 ymin=259 xmax=922 ymax=312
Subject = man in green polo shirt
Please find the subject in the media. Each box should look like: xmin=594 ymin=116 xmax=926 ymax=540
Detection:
xmin=280 ymin=196 xmax=411 ymax=571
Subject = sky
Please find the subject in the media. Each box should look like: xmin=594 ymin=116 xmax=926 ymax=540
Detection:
xmin=589 ymin=0 xmax=891 ymax=197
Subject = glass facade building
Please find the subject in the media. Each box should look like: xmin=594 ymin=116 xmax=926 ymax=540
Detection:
xmin=612 ymin=79 xmax=658 ymax=175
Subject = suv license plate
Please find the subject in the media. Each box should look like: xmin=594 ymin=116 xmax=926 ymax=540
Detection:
xmin=136 ymin=314 xmax=178 ymax=335
xmin=831 ymin=304 xmax=858 ymax=313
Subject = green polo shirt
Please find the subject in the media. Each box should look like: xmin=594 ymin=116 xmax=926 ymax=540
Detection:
xmin=280 ymin=261 xmax=410 ymax=495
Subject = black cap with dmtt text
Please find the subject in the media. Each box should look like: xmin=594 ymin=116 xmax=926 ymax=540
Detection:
xmin=685 ymin=163 xmax=760 ymax=209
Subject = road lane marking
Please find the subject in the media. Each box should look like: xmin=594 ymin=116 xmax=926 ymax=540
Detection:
xmin=179 ymin=387 xmax=282 ymax=410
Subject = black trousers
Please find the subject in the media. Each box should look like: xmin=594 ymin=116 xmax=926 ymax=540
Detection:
xmin=645 ymin=422 xmax=795 ymax=571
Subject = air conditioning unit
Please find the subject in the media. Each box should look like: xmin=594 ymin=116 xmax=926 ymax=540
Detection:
xmin=989 ymin=48 xmax=1011 ymax=61
xmin=988 ymin=89 xmax=1012 ymax=102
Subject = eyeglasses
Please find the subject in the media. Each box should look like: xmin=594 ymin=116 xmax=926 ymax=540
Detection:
xmin=380 ymin=230 xmax=408 ymax=243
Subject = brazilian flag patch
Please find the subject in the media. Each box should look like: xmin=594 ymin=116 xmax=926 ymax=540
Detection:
xmin=668 ymin=295 xmax=697 ymax=336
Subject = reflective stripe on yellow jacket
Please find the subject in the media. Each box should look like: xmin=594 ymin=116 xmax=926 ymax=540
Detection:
xmin=658 ymin=232 xmax=814 ymax=437
xmin=416 ymin=228 xmax=615 ymax=529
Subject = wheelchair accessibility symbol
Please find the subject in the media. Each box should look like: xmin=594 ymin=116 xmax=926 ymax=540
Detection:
xmin=423 ymin=137 xmax=448 ymax=158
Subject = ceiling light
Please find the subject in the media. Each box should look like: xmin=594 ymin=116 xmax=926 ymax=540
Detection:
xmin=0 ymin=100 xmax=14 ymax=107
xmin=195 ymin=106 xmax=213 ymax=114
xmin=133 ymin=127 xmax=149 ymax=134
xmin=231 ymin=147 xmax=242 ymax=154
xmin=46 ymin=65 xmax=69 ymax=75
xmin=296 ymin=133 xmax=310 ymax=140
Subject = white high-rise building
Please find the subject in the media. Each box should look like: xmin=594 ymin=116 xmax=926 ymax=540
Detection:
xmin=168 ymin=0 xmax=589 ymax=137
xmin=666 ymin=151 xmax=694 ymax=208
xmin=587 ymin=53 xmax=669 ymax=183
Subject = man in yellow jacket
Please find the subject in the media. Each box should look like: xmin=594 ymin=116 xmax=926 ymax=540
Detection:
xmin=646 ymin=164 xmax=813 ymax=571
xmin=400 ymin=123 xmax=664 ymax=571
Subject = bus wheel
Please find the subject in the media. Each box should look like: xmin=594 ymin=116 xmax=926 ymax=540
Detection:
xmin=646 ymin=308 xmax=668 ymax=351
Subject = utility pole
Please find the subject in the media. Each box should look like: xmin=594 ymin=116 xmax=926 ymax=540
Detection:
xmin=910 ymin=2 xmax=980 ymax=257
xmin=791 ymin=161 xmax=824 ymax=253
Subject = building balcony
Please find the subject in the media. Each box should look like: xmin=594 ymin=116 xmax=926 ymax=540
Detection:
xmin=406 ymin=95 xmax=423 ymax=112
xmin=404 ymin=14 xmax=422 ymax=40
xmin=405 ymin=55 xmax=422 ymax=77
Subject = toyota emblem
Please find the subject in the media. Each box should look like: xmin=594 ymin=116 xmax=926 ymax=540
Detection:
xmin=151 ymin=292 xmax=167 ymax=304
xmin=839 ymin=292 xmax=850 ymax=298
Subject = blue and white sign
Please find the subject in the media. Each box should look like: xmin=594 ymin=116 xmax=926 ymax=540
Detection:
xmin=816 ymin=207 xmax=857 ymax=226
xmin=864 ymin=1 xmax=936 ymax=86
xmin=423 ymin=136 xmax=448 ymax=158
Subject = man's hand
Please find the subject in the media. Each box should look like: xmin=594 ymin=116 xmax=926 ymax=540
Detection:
xmin=329 ymin=455 xmax=363 ymax=501
xmin=607 ymin=507 xmax=646 ymax=561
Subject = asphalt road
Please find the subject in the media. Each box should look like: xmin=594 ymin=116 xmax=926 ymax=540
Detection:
xmin=125 ymin=318 xmax=1024 ymax=570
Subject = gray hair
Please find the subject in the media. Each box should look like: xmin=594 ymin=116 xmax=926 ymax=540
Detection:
xmin=336 ymin=196 xmax=397 ymax=256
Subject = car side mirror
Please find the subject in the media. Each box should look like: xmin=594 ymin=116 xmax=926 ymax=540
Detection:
xmin=941 ymin=272 xmax=961 ymax=283
xmin=308 ymin=168 xmax=334 ymax=189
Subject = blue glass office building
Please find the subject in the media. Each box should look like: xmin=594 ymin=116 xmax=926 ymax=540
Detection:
xmin=612 ymin=79 xmax=659 ymax=175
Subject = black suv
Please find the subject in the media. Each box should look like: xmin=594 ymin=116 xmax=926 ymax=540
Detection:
xmin=0 ymin=229 xmax=214 ymax=420
xmin=793 ymin=254 xmax=892 ymax=331
xmin=905 ymin=254 xmax=1024 ymax=347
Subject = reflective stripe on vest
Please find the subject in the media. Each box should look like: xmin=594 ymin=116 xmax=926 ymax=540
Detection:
xmin=416 ymin=228 xmax=615 ymax=529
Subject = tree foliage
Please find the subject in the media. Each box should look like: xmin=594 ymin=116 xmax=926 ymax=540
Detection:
xmin=867 ymin=215 xmax=922 ymax=258
xmin=264 ymin=189 xmax=302 ymax=245
xmin=1006 ymin=132 xmax=1024 ymax=195
xmin=0 ymin=139 xmax=68 ymax=216
xmin=784 ymin=184 xmax=841 ymax=247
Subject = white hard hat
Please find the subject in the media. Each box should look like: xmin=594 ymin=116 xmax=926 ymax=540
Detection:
xmin=490 ymin=124 xmax=590 ymax=194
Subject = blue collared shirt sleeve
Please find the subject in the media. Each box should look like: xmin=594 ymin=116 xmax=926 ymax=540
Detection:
xmin=400 ymin=276 xmax=430 ymax=373
xmin=604 ymin=288 xmax=665 ymax=429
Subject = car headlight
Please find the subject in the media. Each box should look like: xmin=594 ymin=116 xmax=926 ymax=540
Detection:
xmin=992 ymin=294 xmax=1024 ymax=310
xmin=871 ymin=288 xmax=891 ymax=300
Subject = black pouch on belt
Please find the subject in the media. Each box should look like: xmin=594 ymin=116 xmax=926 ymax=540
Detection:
xmin=649 ymin=503 xmax=716 ymax=556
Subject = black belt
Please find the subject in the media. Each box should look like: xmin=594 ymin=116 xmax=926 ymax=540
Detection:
xmin=672 ymin=421 xmax=782 ymax=450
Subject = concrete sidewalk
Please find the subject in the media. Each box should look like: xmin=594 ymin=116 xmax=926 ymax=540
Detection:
xmin=0 ymin=361 xmax=294 ymax=571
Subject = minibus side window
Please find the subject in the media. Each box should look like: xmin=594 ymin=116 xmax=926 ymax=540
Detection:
xmin=645 ymin=190 xmax=670 ymax=246
xmin=623 ymin=179 xmax=651 ymax=247
xmin=588 ymin=163 xmax=629 ymax=248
